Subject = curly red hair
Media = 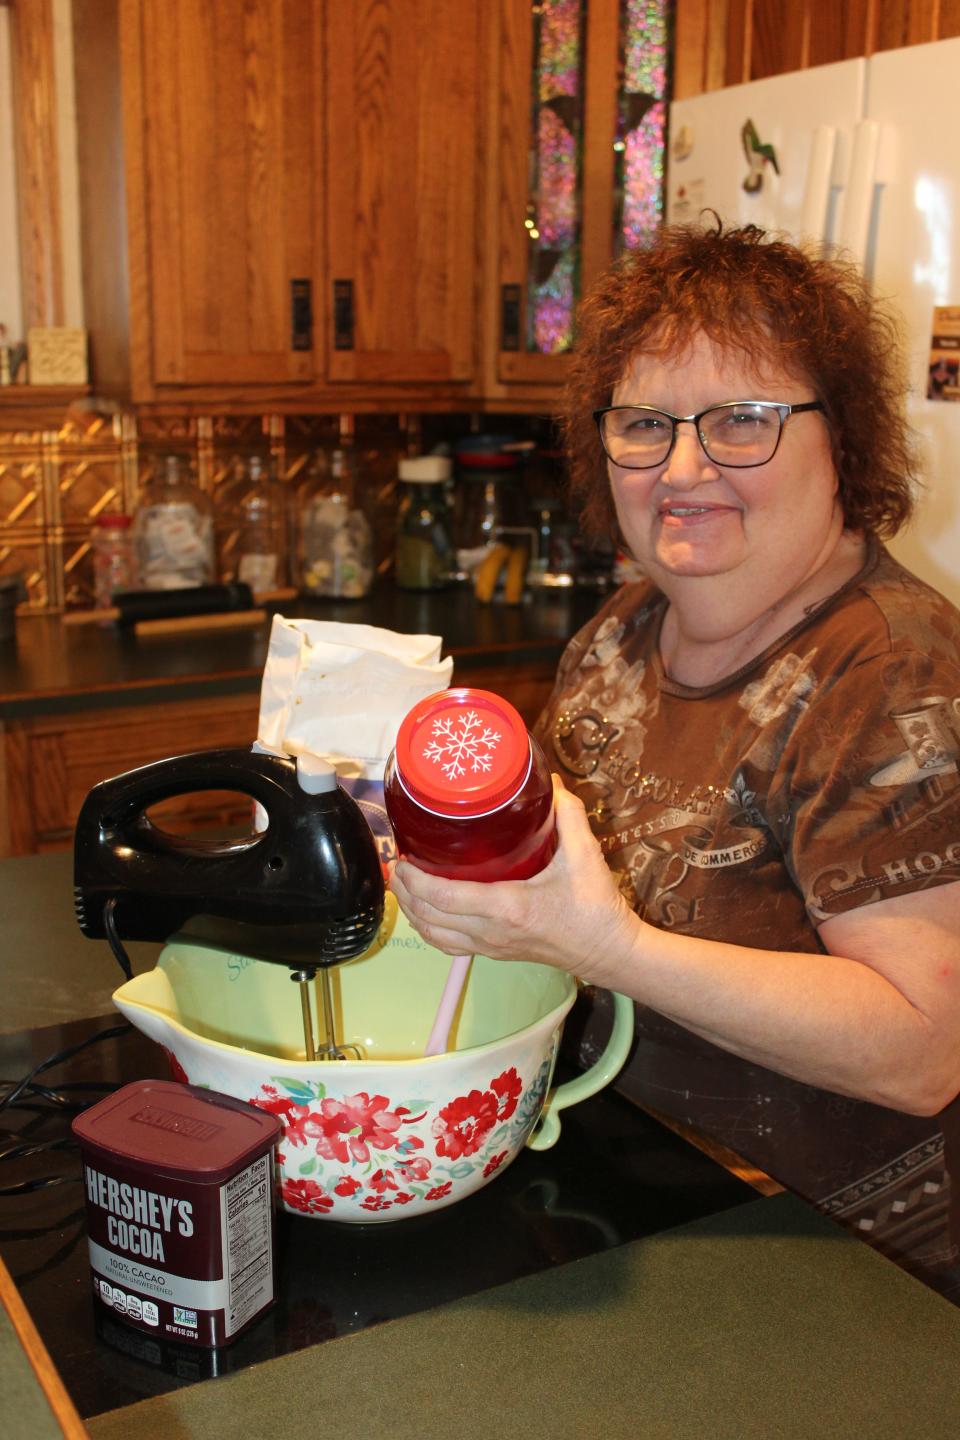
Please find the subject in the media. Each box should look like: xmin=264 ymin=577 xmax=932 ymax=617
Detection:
xmin=562 ymin=221 xmax=917 ymax=540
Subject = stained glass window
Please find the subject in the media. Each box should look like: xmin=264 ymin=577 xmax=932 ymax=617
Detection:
xmin=616 ymin=0 xmax=671 ymax=253
xmin=526 ymin=0 xmax=585 ymax=355
xmin=522 ymin=0 xmax=671 ymax=355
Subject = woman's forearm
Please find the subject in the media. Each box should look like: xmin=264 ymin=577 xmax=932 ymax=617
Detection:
xmin=598 ymin=910 xmax=957 ymax=1115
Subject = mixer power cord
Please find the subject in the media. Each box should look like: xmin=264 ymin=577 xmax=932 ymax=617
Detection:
xmin=103 ymin=896 xmax=134 ymax=980
xmin=0 ymin=903 xmax=139 ymax=1196
xmin=0 ymin=1022 xmax=132 ymax=1196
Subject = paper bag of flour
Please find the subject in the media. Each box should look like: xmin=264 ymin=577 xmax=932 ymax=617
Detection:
xmin=256 ymin=615 xmax=453 ymax=861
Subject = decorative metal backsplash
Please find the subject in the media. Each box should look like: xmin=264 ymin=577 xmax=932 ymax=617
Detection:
xmin=0 ymin=412 xmax=409 ymax=612
xmin=0 ymin=411 xmax=130 ymax=610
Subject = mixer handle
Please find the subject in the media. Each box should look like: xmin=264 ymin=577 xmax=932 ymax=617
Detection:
xmin=94 ymin=747 xmax=301 ymax=832
xmin=74 ymin=744 xmax=385 ymax=967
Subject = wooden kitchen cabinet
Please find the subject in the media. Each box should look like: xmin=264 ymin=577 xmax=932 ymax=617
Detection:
xmin=51 ymin=1 xmax=960 ymax=421
xmin=73 ymin=0 xmax=323 ymax=402
xmin=69 ymin=0 xmax=666 ymax=415
xmin=479 ymin=0 xmax=673 ymax=408
xmin=131 ymin=0 xmax=319 ymax=390
xmin=72 ymin=0 xmax=485 ymax=410
xmin=322 ymin=0 xmax=482 ymax=389
xmin=671 ymin=0 xmax=960 ymax=99
xmin=480 ymin=0 xmax=620 ymax=401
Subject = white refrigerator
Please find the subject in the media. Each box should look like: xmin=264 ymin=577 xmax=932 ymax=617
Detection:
xmin=666 ymin=37 xmax=960 ymax=607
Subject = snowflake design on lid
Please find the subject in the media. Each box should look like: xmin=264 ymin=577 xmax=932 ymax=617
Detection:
xmin=423 ymin=710 xmax=502 ymax=782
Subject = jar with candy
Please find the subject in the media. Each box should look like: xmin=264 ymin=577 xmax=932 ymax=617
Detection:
xmin=395 ymin=457 xmax=453 ymax=591
xmin=132 ymin=453 xmax=215 ymax=589
xmin=91 ymin=512 xmax=135 ymax=609
xmin=217 ymin=452 xmax=288 ymax=593
xmin=297 ymin=447 xmax=373 ymax=598
xmin=384 ymin=687 xmax=557 ymax=882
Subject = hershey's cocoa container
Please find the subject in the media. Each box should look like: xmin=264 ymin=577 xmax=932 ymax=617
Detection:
xmin=72 ymin=1080 xmax=281 ymax=1348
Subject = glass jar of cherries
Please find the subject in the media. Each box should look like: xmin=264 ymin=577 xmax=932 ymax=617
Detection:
xmin=384 ymin=687 xmax=557 ymax=882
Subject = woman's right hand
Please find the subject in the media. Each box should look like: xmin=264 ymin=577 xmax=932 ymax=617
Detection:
xmin=389 ymin=777 xmax=638 ymax=987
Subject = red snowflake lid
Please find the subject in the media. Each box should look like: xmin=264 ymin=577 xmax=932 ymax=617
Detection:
xmin=393 ymin=687 xmax=532 ymax=817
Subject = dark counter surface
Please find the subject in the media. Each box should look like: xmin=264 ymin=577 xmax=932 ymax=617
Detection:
xmin=0 ymin=1016 xmax=757 ymax=1424
xmin=0 ymin=583 xmax=605 ymax=718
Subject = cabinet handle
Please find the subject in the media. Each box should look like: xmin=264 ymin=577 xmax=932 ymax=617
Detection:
xmin=333 ymin=279 xmax=355 ymax=350
xmin=290 ymin=279 xmax=312 ymax=351
xmin=501 ymin=284 xmax=522 ymax=352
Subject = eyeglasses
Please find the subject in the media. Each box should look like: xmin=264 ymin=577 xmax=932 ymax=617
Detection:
xmin=593 ymin=400 xmax=825 ymax=470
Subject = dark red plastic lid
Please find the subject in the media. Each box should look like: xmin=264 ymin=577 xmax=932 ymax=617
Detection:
xmin=72 ymin=1079 xmax=281 ymax=1183
xmin=456 ymin=451 xmax=519 ymax=470
xmin=394 ymin=687 xmax=531 ymax=817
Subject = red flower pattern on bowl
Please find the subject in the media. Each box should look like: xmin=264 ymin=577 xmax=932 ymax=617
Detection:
xmin=161 ymin=1047 xmax=190 ymax=1087
xmin=281 ymin=1177 xmax=335 ymax=1215
xmin=237 ymin=1063 xmax=549 ymax=1221
xmin=304 ymin=1092 xmax=403 ymax=1164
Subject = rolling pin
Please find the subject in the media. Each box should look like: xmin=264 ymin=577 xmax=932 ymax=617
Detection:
xmin=64 ymin=582 xmax=262 ymax=629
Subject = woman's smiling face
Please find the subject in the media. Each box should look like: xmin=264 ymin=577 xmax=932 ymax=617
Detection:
xmin=609 ymin=332 xmax=842 ymax=595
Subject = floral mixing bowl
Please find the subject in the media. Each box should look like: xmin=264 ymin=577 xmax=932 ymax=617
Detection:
xmin=112 ymin=898 xmax=633 ymax=1222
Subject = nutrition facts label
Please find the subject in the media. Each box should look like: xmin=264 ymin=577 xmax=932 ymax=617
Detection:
xmin=220 ymin=1152 xmax=274 ymax=1338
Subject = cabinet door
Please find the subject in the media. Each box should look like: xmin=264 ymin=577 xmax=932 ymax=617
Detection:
xmin=486 ymin=0 xmax=666 ymax=399
xmin=487 ymin=0 xmax=618 ymax=393
xmin=136 ymin=0 xmax=319 ymax=387
xmin=323 ymin=0 xmax=480 ymax=385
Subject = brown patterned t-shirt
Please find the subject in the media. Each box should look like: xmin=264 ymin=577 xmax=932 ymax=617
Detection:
xmin=535 ymin=541 xmax=960 ymax=1291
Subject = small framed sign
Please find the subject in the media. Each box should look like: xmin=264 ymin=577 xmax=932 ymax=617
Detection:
xmin=27 ymin=326 xmax=89 ymax=385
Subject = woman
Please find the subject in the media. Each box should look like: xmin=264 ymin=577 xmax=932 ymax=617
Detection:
xmin=392 ymin=222 xmax=960 ymax=1294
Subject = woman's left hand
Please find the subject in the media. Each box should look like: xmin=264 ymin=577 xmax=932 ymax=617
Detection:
xmin=390 ymin=777 xmax=637 ymax=986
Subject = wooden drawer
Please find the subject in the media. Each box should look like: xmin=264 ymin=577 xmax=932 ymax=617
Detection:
xmin=0 ymin=692 xmax=261 ymax=857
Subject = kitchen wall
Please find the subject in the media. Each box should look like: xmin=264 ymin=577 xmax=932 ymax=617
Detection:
xmin=0 ymin=6 xmax=23 ymax=345
xmin=1 ymin=0 xmax=83 ymax=344
xmin=0 ymin=401 xmax=566 ymax=610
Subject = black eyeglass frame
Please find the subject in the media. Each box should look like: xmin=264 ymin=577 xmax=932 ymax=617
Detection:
xmin=592 ymin=399 xmax=826 ymax=470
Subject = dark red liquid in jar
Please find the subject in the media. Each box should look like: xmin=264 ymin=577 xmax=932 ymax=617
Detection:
xmin=384 ymin=687 xmax=557 ymax=882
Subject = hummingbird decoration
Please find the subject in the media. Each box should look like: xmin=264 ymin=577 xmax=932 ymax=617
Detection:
xmin=741 ymin=119 xmax=780 ymax=194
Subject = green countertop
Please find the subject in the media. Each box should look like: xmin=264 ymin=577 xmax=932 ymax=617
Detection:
xmin=84 ymin=1191 xmax=960 ymax=1440
xmin=2 ymin=1304 xmax=69 ymax=1440
xmin=1 ymin=850 xmax=159 ymax=1034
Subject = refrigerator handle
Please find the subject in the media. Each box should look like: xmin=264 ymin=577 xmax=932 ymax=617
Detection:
xmin=799 ymin=125 xmax=837 ymax=246
xmin=836 ymin=118 xmax=882 ymax=270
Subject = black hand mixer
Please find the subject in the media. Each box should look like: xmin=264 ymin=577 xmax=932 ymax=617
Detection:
xmin=73 ymin=746 xmax=385 ymax=1061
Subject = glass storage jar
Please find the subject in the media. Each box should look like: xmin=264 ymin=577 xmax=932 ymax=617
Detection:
xmin=217 ymin=453 xmax=288 ymax=594
xmin=296 ymin=447 xmax=373 ymax=598
xmin=452 ymin=437 xmax=523 ymax=552
xmin=132 ymin=453 xmax=215 ymax=590
xmin=384 ymin=687 xmax=557 ymax=882
xmin=395 ymin=456 xmax=453 ymax=591
xmin=91 ymin=512 xmax=135 ymax=608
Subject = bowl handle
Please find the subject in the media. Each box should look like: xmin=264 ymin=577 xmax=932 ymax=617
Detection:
xmin=526 ymin=990 xmax=634 ymax=1151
